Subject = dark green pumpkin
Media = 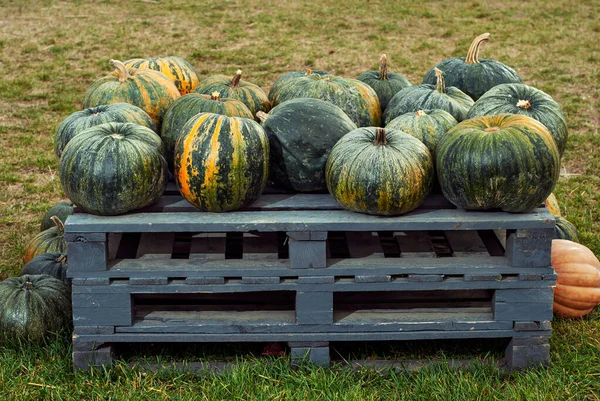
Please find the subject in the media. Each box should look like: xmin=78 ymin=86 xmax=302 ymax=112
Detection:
xmin=436 ymin=114 xmax=560 ymax=212
xmin=174 ymin=113 xmax=269 ymax=212
xmin=20 ymin=253 xmax=68 ymax=284
xmin=24 ymin=216 xmax=66 ymax=264
xmin=0 ymin=275 xmax=71 ymax=343
xmin=59 ymin=122 xmax=168 ymax=216
xmin=258 ymin=98 xmax=357 ymax=192
xmin=385 ymin=109 xmax=457 ymax=159
xmin=384 ymin=68 xmax=474 ymax=124
xmin=272 ymin=73 xmax=381 ymax=127
xmin=357 ymin=54 xmax=411 ymax=112
xmin=54 ymin=103 xmax=156 ymax=158
xmin=82 ymin=59 xmax=181 ymax=128
xmin=466 ymin=83 xmax=568 ymax=156
xmin=124 ymin=56 xmax=199 ymax=95
xmin=161 ymin=92 xmax=254 ymax=172
xmin=326 ymin=127 xmax=434 ymax=216
xmin=554 ymin=216 xmax=579 ymax=242
xmin=40 ymin=201 xmax=74 ymax=231
xmin=194 ymin=70 xmax=270 ymax=118
xmin=422 ymin=33 xmax=522 ymax=101
xmin=268 ymin=68 xmax=330 ymax=104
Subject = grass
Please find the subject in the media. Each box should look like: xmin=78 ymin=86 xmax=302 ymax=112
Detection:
xmin=0 ymin=0 xmax=599 ymax=399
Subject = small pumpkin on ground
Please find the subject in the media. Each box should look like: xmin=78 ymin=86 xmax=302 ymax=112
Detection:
xmin=422 ymin=33 xmax=522 ymax=100
xmin=194 ymin=70 xmax=270 ymax=119
xmin=53 ymin=103 xmax=156 ymax=158
xmin=24 ymin=216 xmax=67 ymax=264
xmin=59 ymin=123 xmax=168 ymax=216
xmin=384 ymin=68 xmax=474 ymax=124
xmin=545 ymin=193 xmax=561 ymax=216
xmin=326 ymin=127 xmax=434 ymax=216
xmin=40 ymin=201 xmax=74 ymax=231
xmin=20 ymin=253 xmax=68 ymax=284
xmin=436 ymin=114 xmax=560 ymax=212
xmin=0 ymin=274 xmax=72 ymax=342
xmin=268 ymin=68 xmax=330 ymax=105
xmin=124 ymin=56 xmax=199 ymax=95
xmin=554 ymin=216 xmax=580 ymax=242
xmin=466 ymin=83 xmax=568 ymax=156
xmin=551 ymin=239 xmax=600 ymax=318
xmin=82 ymin=59 xmax=181 ymax=128
xmin=174 ymin=113 xmax=269 ymax=212
xmin=357 ymin=54 xmax=411 ymax=112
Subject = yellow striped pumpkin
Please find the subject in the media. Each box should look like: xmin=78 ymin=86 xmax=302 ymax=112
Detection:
xmin=124 ymin=56 xmax=199 ymax=95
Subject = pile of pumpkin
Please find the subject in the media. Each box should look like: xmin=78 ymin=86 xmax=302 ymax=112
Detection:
xmin=2 ymin=33 xmax=600 ymax=344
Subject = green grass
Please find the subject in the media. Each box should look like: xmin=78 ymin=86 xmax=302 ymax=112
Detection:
xmin=1 ymin=0 xmax=599 ymax=399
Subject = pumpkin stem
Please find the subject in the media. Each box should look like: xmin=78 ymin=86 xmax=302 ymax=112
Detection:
xmin=378 ymin=54 xmax=389 ymax=80
xmin=517 ymin=99 xmax=532 ymax=110
xmin=210 ymin=91 xmax=222 ymax=101
xmin=415 ymin=110 xmax=427 ymax=117
xmin=231 ymin=70 xmax=243 ymax=88
xmin=305 ymin=68 xmax=313 ymax=75
xmin=374 ymin=128 xmax=388 ymax=146
xmin=256 ymin=111 xmax=269 ymax=123
xmin=50 ymin=215 xmax=65 ymax=234
xmin=57 ymin=254 xmax=68 ymax=264
xmin=465 ymin=33 xmax=490 ymax=64
xmin=109 ymin=59 xmax=131 ymax=83
xmin=434 ymin=68 xmax=446 ymax=94
xmin=25 ymin=280 xmax=33 ymax=291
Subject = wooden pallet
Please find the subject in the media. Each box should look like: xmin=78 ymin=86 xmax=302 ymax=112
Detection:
xmin=66 ymin=187 xmax=556 ymax=371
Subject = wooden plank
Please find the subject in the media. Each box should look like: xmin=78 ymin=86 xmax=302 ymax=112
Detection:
xmin=73 ymin=307 xmax=133 ymax=326
xmin=289 ymin=238 xmax=326 ymax=269
xmin=189 ymin=233 xmax=226 ymax=260
xmin=241 ymin=232 xmax=280 ymax=260
xmin=296 ymin=292 xmax=333 ymax=325
xmin=395 ymin=231 xmax=436 ymax=258
xmin=345 ymin=231 xmax=383 ymax=259
xmin=67 ymin=239 xmax=108 ymax=272
xmin=136 ymin=232 xmax=175 ymax=259
xmin=73 ymin=345 xmax=114 ymax=370
xmin=493 ymin=289 xmax=554 ymax=321
xmin=505 ymin=336 xmax=550 ymax=370
xmin=505 ymin=228 xmax=553 ymax=268
xmin=445 ymin=230 xmax=489 ymax=257
xmin=290 ymin=345 xmax=329 ymax=366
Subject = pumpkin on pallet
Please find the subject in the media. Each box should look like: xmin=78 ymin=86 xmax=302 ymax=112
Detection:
xmin=357 ymin=54 xmax=411 ymax=112
xmin=24 ymin=216 xmax=67 ymax=264
xmin=40 ymin=200 xmax=74 ymax=231
xmin=124 ymin=56 xmax=199 ymax=95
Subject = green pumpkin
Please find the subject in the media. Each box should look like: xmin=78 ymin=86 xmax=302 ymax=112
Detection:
xmin=40 ymin=200 xmax=74 ymax=231
xmin=268 ymin=68 xmax=330 ymax=104
xmin=124 ymin=56 xmax=199 ymax=95
xmin=357 ymin=54 xmax=411 ymax=112
xmin=194 ymin=70 xmax=270 ymax=118
xmin=54 ymin=103 xmax=156 ymax=158
xmin=24 ymin=216 xmax=66 ymax=264
xmin=161 ymin=92 xmax=254 ymax=172
xmin=466 ymin=83 xmax=568 ymax=156
xmin=0 ymin=275 xmax=71 ymax=343
xmin=59 ymin=122 xmax=168 ymax=216
xmin=385 ymin=109 xmax=457 ymax=159
xmin=174 ymin=113 xmax=269 ymax=212
xmin=258 ymin=98 xmax=357 ymax=192
xmin=82 ymin=59 xmax=181 ymax=128
xmin=326 ymin=127 xmax=434 ymax=216
xmin=272 ymin=73 xmax=381 ymax=127
xmin=436 ymin=114 xmax=560 ymax=212
xmin=20 ymin=253 xmax=68 ymax=284
xmin=422 ymin=33 xmax=522 ymax=101
xmin=554 ymin=216 xmax=579 ymax=242
xmin=384 ymin=68 xmax=474 ymax=124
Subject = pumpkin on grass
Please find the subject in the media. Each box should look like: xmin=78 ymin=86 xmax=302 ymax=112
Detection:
xmin=268 ymin=68 xmax=330 ymax=104
xmin=40 ymin=200 xmax=74 ymax=231
xmin=24 ymin=216 xmax=66 ymax=264
xmin=357 ymin=54 xmax=411 ymax=111
xmin=552 ymin=239 xmax=600 ymax=318
xmin=554 ymin=216 xmax=579 ymax=242
xmin=124 ymin=56 xmax=199 ymax=95
xmin=20 ymin=253 xmax=68 ymax=284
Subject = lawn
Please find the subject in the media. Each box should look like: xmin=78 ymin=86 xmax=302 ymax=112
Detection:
xmin=1 ymin=0 xmax=599 ymax=399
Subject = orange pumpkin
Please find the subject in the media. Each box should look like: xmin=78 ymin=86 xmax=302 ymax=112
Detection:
xmin=552 ymin=239 xmax=600 ymax=318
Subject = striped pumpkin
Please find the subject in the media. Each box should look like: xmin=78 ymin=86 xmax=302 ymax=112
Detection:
xmin=54 ymin=103 xmax=156 ymax=158
xmin=59 ymin=123 xmax=168 ymax=216
xmin=268 ymin=68 xmax=330 ymax=104
xmin=194 ymin=70 xmax=270 ymax=118
xmin=161 ymin=92 xmax=253 ymax=171
xmin=174 ymin=113 xmax=269 ymax=212
xmin=124 ymin=56 xmax=199 ymax=95
xmin=20 ymin=253 xmax=69 ymax=284
xmin=554 ymin=216 xmax=579 ymax=242
xmin=357 ymin=54 xmax=411 ymax=112
xmin=24 ymin=216 xmax=66 ymax=264
xmin=82 ymin=59 xmax=181 ymax=128
xmin=40 ymin=200 xmax=74 ymax=231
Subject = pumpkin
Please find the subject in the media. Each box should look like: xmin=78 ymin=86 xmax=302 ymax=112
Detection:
xmin=24 ymin=216 xmax=66 ymax=264
xmin=124 ymin=56 xmax=199 ymax=95
xmin=466 ymin=83 xmax=568 ymax=156
xmin=551 ymin=239 xmax=600 ymax=318
xmin=384 ymin=68 xmax=474 ymax=124
xmin=53 ymin=103 xmax=156 ymax=158
xmin=554 ymin=216 xmax=579 ymax=242
xmin=326 ymin=127 xmax=434 ymax=216
xmin=545 ymin=193 xmax=561 ymax=216
xmin=422 ymin=33 xmax=522 ymax=101
xmin=357 ymin=54 xmax=411 ymax=111
xmin=161 ymin=92 xmax=254 ymax=172
xmin=0 ymin=275 xmax=71 ymax=342
xmin=272 ymin=73 xmax=381 ymax=127
xmin=194 ymin=70 xmax=270 ymax=118
xmin=20 ymin=253 xmax=68 ymax=284
xmin=40 ymin=201 xmax=74 ymax=231
xmin=59 ymin=122 xmax=168 ymax=216
xmin=174 ymin=113 xmax=269 ymax=212
xmin=268 ymin=68 xmax=330 ymax=104
xmin=436 ymin=114 xmax=560 ymax=212
xmin=257 ymin=98 xmax=357 ymax=192
xmin=82 ymin=59 xmax=181 ymax=128
xmin=385 ymin=109 xmax=457 ymax=159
